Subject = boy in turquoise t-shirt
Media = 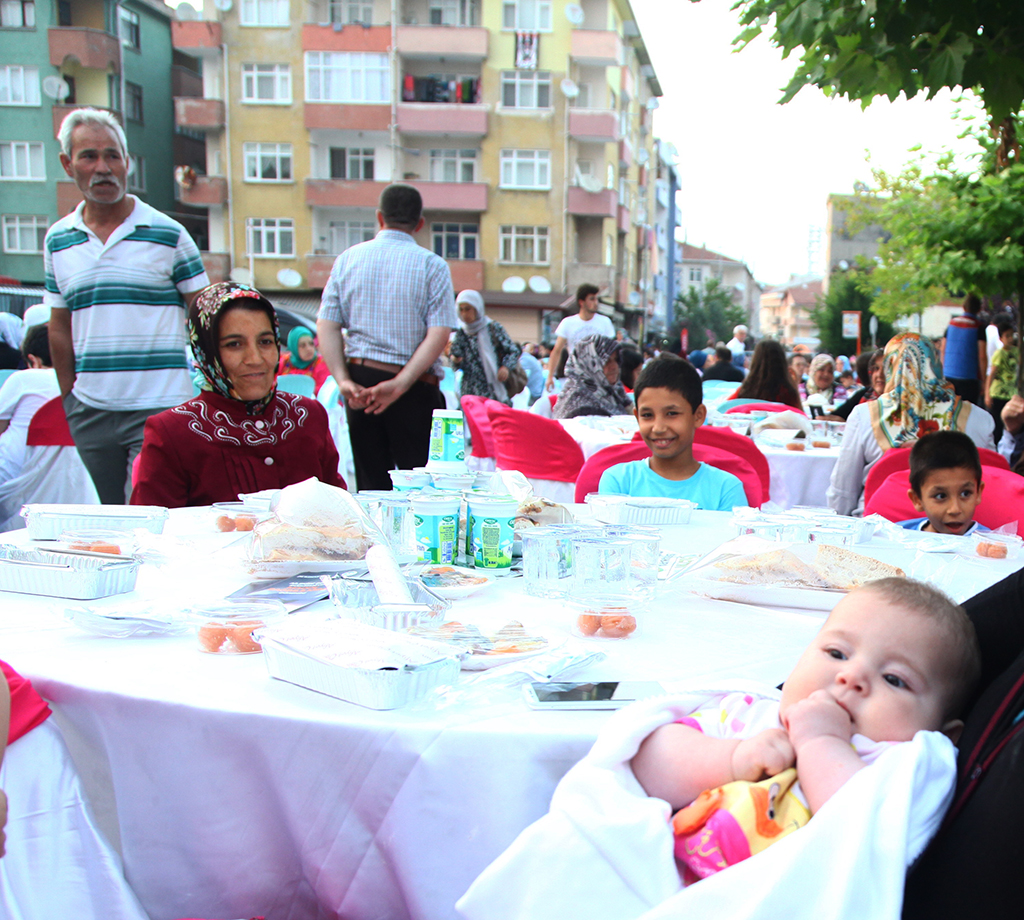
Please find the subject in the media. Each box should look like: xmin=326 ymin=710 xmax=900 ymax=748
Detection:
xmin=598 ymin=354 xmax=748 ymax=510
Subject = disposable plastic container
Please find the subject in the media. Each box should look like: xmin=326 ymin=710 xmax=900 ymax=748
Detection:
xmin=569 ymin=596 xmax=642 ymax=640
xmin=58 ymin=529 xmax=138 ymax=556
xmin=389 ymin=469 xmax=432 ymax=491
xmin=189 ymin=600 xmax=287 ymax=655
xmin=411 ymin=491 xmax=461 ymax=564
xmin=585 ymin=493 xmax=695 ymax=526
xmin=21 ymin=503 xmax=168 ymax=539
xmin=466 ymin=494 xmax=519 ymax=573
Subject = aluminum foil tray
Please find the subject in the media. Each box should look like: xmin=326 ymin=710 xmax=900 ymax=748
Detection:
xmin=0 ymin=546 xmax=139 ymax=599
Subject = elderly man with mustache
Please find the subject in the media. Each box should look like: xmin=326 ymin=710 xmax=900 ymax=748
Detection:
xmin=44 ymin=108 xmax=209 ymax=503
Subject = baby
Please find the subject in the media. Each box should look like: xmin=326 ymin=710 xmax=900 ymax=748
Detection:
xmin=631 ymin=577 xmax=980 ymax=877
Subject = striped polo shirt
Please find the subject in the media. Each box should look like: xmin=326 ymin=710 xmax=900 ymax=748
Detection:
xmin=44 ymin=196 xmax=209 ymax=411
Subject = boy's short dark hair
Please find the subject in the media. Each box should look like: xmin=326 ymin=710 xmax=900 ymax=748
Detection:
xmin=21 ymin=323 xmax=51 ymax=366
xmin=575 ymin=283 xmax=599 ymax=304
xmin=994 ymin=313 xmax=1015 ymax=337
xmin=908 ymin=430 xmax=983 ymax=495
xmin=633 ymin=353 xmax=702 ymax=413
xmin=962 ymin=293 xmax=982 ymax=315
xmin=714 ymin=346 xmax=733 ymax=362
xmin=378 ymin=184 xmax=422 ymax=229
xmin=788 ymin=352 xmax=808 ymax=366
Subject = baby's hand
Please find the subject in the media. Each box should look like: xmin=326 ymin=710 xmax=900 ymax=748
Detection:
xmin=731 ymin=728 xmax=795 ymax=783
xmin=785 ymin=690 xmax=854 ymax=751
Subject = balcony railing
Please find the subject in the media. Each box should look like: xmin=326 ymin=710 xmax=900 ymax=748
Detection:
xmin=174 ymin=97 xmax=225 ymax=131
xmin=171 ymin=20 xmax=222 ymax=51
xmin=568 ymin=109 xmax=618 ymax=144
xmin=180 ymin=176 xmax=228 ymax=207
xmin=397 ymin=103 xmax=487 ymax=136
xmin=200 ymin=252 xmax=230 ymax=284
xmin=567 ymin=186 xmax=616 ymax=219
xmin=306 ymin=178 xmax=487 ymax=212
xmin=52 ymin=104 xmax=120 ymax=140
xmin=446 ymin=259 xmax=484 ymax=291
xmin=566 ymin=262 xmax=615 ymax=298
xmin=396 ymin=25 xmax=488 ymax=59
xmin=569 ymin=29 xmax=623 ymax=67
xmin=305 ymin=104 xmax=391 ymax=131
xmin=49 ymin=27 xmax=120 ymax=71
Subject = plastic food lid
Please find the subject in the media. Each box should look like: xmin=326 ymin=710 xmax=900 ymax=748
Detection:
xmin=188 ymin=600 xmax=287 ymax=623
xmin=410 ymin=491 xmax=462 ymax=511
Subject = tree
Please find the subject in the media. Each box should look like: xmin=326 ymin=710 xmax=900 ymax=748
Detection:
xmin=731 ymin=0 xmax=1024 ymax=164
xmin=809 ymin=269 xmax=895 ymax=358
xmin=672 ymin=278 xmax=748 ymax=349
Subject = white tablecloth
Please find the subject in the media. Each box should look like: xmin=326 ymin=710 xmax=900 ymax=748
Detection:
xmin=0 ymin=509 xmax=1012 ymax=920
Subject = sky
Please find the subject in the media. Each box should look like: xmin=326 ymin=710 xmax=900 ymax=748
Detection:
xmin=630 ymin=0 xmax=983 ymax=286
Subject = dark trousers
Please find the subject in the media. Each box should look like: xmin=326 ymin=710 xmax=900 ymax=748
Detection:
xmin=345 ymin=363 xmax=445 ymax=491
xmin=948 ymin=377 xmax=982 ymax=406
xmin=990 ymin=396 xmax=1008 ymax=444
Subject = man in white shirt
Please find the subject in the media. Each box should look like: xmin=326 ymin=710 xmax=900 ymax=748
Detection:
xmin=726 ymin=325 xmax=748 ymax=367
xmin=544 ymin=284 xmax=615 ymax=391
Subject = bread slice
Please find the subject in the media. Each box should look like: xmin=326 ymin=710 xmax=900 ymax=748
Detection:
xmin=713 ymin=549 xmax=829 ymax=588
xmin=811 ymin=544 xmax=904 ymax=590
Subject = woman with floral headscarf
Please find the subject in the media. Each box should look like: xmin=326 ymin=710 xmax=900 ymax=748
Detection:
xmin=800 ymin=353 xmax=846 ymax=406
xmin=826 ymin=333 xmax=994 ymax=516
xmin=131 ymin=282 xmax=344 ymax=507
xmin=552 ymin=334 xmax=633 ymax=419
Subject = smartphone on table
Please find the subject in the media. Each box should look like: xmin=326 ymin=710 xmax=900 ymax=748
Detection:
xmin=522 ymin=681 xmax=664 ymax=710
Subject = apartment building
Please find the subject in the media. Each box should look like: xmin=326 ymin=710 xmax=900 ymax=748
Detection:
xmin=758 ymin=276 xmax=824 ymax=348
xmin=173 ymin=0 xmax=668 ymax=342
xmin=0 ymin=0 xmax=185 ymax=285
xmin=674 ymin=242 xmax=761 ymax=335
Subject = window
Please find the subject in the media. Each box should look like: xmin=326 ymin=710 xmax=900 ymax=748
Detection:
xmin=688 ymin=267 xmax=702 ymax=284
xmin=429 ymin=148 xmax=476 ymax=183
xmin=499 ymin=225 xmax=548 ymax=264
xmin=328 ymin=0 xmax=372 ymax=23
xmin=241 ymin=64 xmax=291 ymax=103
xmin=2 ymin=215 xmax=46 ymax=253
xmin=432 ymin=222 xmax=478 ymax=260
xmin=499 ymin=149 xmax=550 ymax=189
xmin=1 ymin=0 xmax=35 ymax=27
xmin=329 ymin=147 xmax=373 ymax=180
xmin=57 ymin=0 xmax=70 ymax=24
xmin=429 ymin=0 xmax=477 ymax=26
xmin=247 ymin=218 xmax=294 ymax=257
xmin=128 ymin=154 xmax=145 ymax=191
xmin=328 ymin=219 xmax=375 ymax=255
xmin=501 ymin=0 xmax=550 ymax=30
xmin=500 ymin=71 xmax=550 ymax=108
xmin=0 ymin=142 xmax=44 ymax=179
xmin=305 ymin=52 xmax=390 ymax=103
xmin=125 ymin=81 xmax=143 ymax=122
xmin=119 ymin=7 xmax=140 ymax=48
xmin=240 ymin=0 xmax=289 ymax=25
xmin=0 ymin=66 xmax=39 ymax=105
xmin=244 ymin=143 xmax=292 ymax=182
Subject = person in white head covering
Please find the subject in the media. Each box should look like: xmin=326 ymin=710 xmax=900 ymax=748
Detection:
xmin=21 ymin=304 xmax=50 ymax=331
xmin=449 ymin=290 xmax=521 ymax=403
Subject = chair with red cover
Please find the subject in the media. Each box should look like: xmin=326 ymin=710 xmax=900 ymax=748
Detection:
xmin=694 ymin=426 xmax=772 ymax=500
xmin=461 ymin=395 xmax=499 ymax=471
xmin=486 ymin=402 xmax=585 ymax=502
xmin=863 ymin=444 xmax=1009 ymax=510
xmin=725 ymin=401 xmax=806 ymax=416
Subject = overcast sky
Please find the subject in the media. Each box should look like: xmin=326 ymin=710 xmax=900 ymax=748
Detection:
xmin=631 ymin=0 xmax=983 ymax=287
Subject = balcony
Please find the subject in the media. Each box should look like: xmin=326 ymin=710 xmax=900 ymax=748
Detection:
xmin=301 ymin=23 xmax=390 ymax=52
xmin=174 ymin=97 xmax=225 ymax=131
xmin=181 ymin=176 xmax=228 ymax=207
xmin=201 ymin=252 xmax=230 ymax=284
xmin=396 ymin=25 xmax=488 ymax=60
xmin=569 ymin=29 xmax=623 ymax=67
xmin=446 ymin=259 xmax=484 ymax=291
xmin=567 ymin=186 xmax=616 ymax=219
xmin=568 ymin=109 xmax=618 ymax=144
xmin=306 ymin=254 xmax=335 ymax=289
xmin=52 ymin=104 xmax=120 ymax=139
xmin=306 ymin=179 xmax=386 ymax=208
xmin=566 ymin=262 xmax=614 ymax=297
xmin=171 ymin=20 xmax=222 ymax=52
xmin=617 ymin=205 xmax=630 ymax=233
xmin=49 ymin=27 xmax=120 ymax=71
xmin=397 ymin=103 xmax=487 ymax=137
xmin=618 ymin=138 xmax=633 ymax=168
xmin=416 ymin=181 xmax=487 ymax=212
xmin=56 ymin=181 xmax=83 ymax=217
xmin=304 ymin=104 xmax=390 ymax=131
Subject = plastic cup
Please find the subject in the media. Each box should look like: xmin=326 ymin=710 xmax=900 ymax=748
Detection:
xmin=410 ymin=491 xmax=461 ymax=564
xmin=379 ymin=494 xmax=415 ymax=555
xmin=467 ymin=494 xmax=519 ymax=574
xmin=602 ymin=524 xmax=661 ymax=599
xmin=428 ymin=410 xmax=466 ymax=465
xmin=521 ymin=526 xmax=578 ymax=598
xmin=571 ymin=537 xmax=634 ymax=598
xmin=389 ymin=469 xmax=432 ymax=491
xmin=430 ymin=471 xmax=476 ymax=491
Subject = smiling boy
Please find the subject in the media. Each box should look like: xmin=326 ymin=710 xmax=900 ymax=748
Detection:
xmin=899 ymin=430 xmax=989 ymax=536
xmin=597 ymin=354 xmax=748 ymax=509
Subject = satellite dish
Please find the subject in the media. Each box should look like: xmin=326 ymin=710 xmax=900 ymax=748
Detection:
xmin=637 ymin=148 xmax=650 ymax=166
xmin=838 ymin=260 xmax=850 ymax=271
xmin=277 ymin=268 xmax=302 ymax=288
xmin=559 ymin=78 xmax=579 ymax=99
xmin=214 ymin=0 xmax=233 ymax=11
xmin=564 ymin=3 xmax=584 ymax=25
xmin=645 ymin=97 xmax=660 ymax=111
xmin=175 ymin=2 xmax=198 ymax=20
xmin=501 ymin=276 xmax=527 ymax=294
xmin=579 ymin=174 xmax=604 ymax=194
xmin=528 ymin=276 xmax=551 ymax=293
xmin=229 ymin=267 xmax=253 ymax=285
xmin=42 ymin=76 xmax=70 ymax=101
xmin=629 ymin=292 xmax=641 ymax=306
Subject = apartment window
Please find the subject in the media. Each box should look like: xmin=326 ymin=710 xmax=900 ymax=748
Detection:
xmin=2 ymin=215 xmax=46 ymax=253
xmin=128 ymin=154 xmax=145 ymax=191
xmin=429 ymin=0 xmax=477 ymax=26
xmin=500 ymin=71 xmax=550 ymax=108
xmin=240 ymin=0 xmax=289 ymax=25
xmin=499 ymin=225 xmax=548 ymax=264
xmin=329 ymin=0 xmax=372 ymax=23
xmin=605 ymin=234 xmax=613 ymax=266
xmin=688 ymin=267 xmax=702 ymax=283
xmin=328 ymin=219 xmax=375 ymax=255
xmin=241 ymin=64 xmax=291 ymax=103
xmin=119 ymin=7 xmax=140 ymax=48
xmin=1 ymin=0 xmax=35 ymax=27
xmin=432 ymin=223 xmax=478 ymax=260
xmin=248 ymin=218 xmax=294 ymax=257
xmin=329 ymin=147 xmax=373 ymax=180
xmin=499 ymin=149 xmax=550 ymax=189
xmin=125 ymin=81 xmax=143 ymax=122
xmin=244 ymin=143 xmax=292 ymax=182
xmin=429 ymin=149 xmax=476 ymax=183
xmin=305 ymin=52 xmax=390 ymax=103
xmin=0 ymin=66 xmax=40 ymax=105
xmin=501 ymin=0 xmax=550 ymax=30
xmin=0 ymin=142 xmax=44 ymax=179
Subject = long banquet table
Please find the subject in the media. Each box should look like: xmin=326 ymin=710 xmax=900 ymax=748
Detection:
xmin=0 ymin=508 xmax=1014 ymax=920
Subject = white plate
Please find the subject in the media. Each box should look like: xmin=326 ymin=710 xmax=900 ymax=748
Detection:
xmin=417 ymin=565 xmax=495 ymax=599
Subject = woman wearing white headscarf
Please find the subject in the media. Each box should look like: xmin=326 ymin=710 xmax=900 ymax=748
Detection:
xmin=449 ymin=290 xmax=521 ymax=403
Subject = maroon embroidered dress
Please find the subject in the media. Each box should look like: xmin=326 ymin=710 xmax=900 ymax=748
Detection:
xmin=130 ymin=389 xmax=343 ymax=508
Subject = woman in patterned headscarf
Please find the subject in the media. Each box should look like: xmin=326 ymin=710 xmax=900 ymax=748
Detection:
xmin=131 ymin=282 xmax=344 ymax=507
xmin=801 ymin=353 xmax=845 ymax=405
xmin=552 ymin=334 xmax=633 ymax=419
xmin=826 ymin=333 xmax=995 ymax=516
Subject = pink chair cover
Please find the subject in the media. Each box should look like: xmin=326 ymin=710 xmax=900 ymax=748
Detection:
xmin=695 ymin=426 xmax=772 ymax=499
xmin=485 ymin=402 xmax=585 ymax=484
xmin=461 ymin=395 xmax=498 ymax=460
xmin=724 ymin=401 xmax=806 ymax=416
xmin=864 ymin=445 xmax=1010 ymax=509
xmin=25 ymin=396 xmax=75 ymax=447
